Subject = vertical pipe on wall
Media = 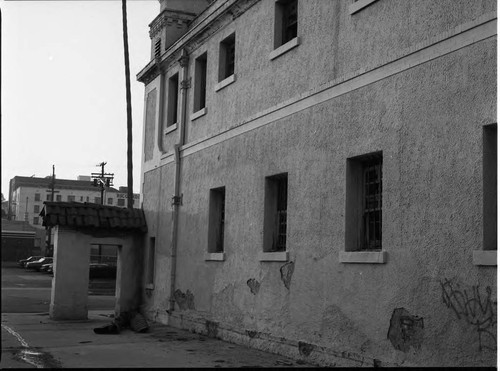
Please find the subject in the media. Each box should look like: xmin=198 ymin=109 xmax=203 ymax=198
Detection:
xmin=168 ymin=49 xmax=189 ymax=313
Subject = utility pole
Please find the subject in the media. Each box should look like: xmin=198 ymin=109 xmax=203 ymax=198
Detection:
xmin=91 ymin=162 xmax=114 ymax=205
xmin=122 ymin=0 xmax=134 ymax=209
xmin=45 ymin=165 xmax=57 ymax=256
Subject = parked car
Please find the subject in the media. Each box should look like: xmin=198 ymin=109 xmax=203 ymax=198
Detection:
xmin=89 ymin=263 xmax=116 ymax=279
xmin=26 ymin=257 xmax=53 ymax=272
xmin=18 ymin=256 xmax=43 ymax=268
xmin=40 ymin=263 xmax=53 ymax=273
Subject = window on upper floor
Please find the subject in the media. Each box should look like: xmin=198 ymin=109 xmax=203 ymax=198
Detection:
xmin=275 ymin=0 xmax=297 ymax=48
xmin=167 ymin=73 xmax=179 ymax=127
xmin=345 ymin=152 xmax=383 ymax=252
xmin=208 ymin=187 xmax=225 ymax=253
xmin=194 ymin=53 xmax=207 ymax=112
xmin=56 ymin=195 xmax=62 ymax=202
xmin=67 ymin=195 xmax=75 ymax=202
xmin=34 ymin=193 xmax=41 ymax=202
xmin=219 ymin=33 xmax=235 ymax=82
xmin=108 ymin=198 xmax=113 ymax=205
xmin=46 ymin=194 xmax=52 ymax=201
xmin=117 ymin=198 xmax=125 ymax=207
xmin=33 ymin=205 xmax=40 ymax=214
xmin=264 ymin=173 xmax=288 ymax=252
xmin=95 ymin=197 xmax=101 ymax=204
xmin=270 ymin=0 xmax=300 ymax=60
xmin=33 ymin=217 xmax=39 ymax=225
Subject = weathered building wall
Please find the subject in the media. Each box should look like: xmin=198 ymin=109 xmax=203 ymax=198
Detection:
xmin=138 ymin=0 xmax=496 ymax=367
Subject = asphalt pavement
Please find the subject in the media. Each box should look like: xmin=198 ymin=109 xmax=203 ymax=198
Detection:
xmin=1 ymin=263 xmax=314 ymax=368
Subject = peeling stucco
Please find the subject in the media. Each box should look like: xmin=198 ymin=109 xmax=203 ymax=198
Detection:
xmin=246 ymin=278 xmax=260 ymax=295
xmin=387 ymin=308 xmax=424 ymax=353
xmin=280 ymin=261 xmax=294 ymax=290
xmin=173 ymin=289 xmax=195 ymax=311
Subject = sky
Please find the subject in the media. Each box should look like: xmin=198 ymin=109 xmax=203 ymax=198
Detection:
xmin=1 ymin=0 xmax=159 ymax=198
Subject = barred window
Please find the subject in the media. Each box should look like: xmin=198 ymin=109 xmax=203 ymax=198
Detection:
xmin=264 ymin=173 xmax=288 ymax=252
xmin=208 ymin=187 xmax=225 ymax=253
xmin=219 ymin=33 xmax=235 ymax=81
xmin=346 ymin=152 xmax=383 ymax=251
xmin=362 ymin=157 xmax=382 ymax=249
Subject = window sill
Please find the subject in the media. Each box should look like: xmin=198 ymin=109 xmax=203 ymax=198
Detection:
xmin=145 ymin=283 xmax=155 ymax=290
xmin=339 ymin=250 xmax=387 ymax=264
xmin=258 ymin=251 xmax=289 ymax=262
xmin=473 ymin=250 xmax=497 ymax=266
xmin=349 ymin=0 xmax=378 ymax=15
xmin=165 ymin=123 xmax=177 ymax=134
xmin=205 ymin=252 xmax=225 ymax=261
xmin=269 ymin=37 xmax=300 ymax=61
xmin=215 ymin=74 xmax=236 ymax=92
xmin=190 ymin=107 xmax=207 ymax=121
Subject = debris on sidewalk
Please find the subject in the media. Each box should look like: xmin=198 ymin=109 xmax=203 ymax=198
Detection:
xmin=93 ymin=310 xmax=149 ymax=335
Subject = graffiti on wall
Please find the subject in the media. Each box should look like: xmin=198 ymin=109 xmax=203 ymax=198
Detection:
xmin=440 ymin=278 xmax=496 ymax=351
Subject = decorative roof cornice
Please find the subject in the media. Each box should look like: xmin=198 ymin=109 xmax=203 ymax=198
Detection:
xmin=149 ymin=8 xmax=198 ymax=39
xmin=137 ymin=0 xmax=260 ymax=84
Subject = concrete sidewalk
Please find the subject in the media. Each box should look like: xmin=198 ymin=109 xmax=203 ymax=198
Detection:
xmin=1 ymin=311 xmax=312 ymax=368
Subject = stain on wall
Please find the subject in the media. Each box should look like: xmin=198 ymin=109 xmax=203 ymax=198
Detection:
xmin=144 ymin=89 xmax=157 ymax=162
xmin=298 ymin=341 xmax=315 ymax=357
xmin=206 ymin=320 xmax=219 ymax=338
xmin=246 ymin=278 xmax=260 ymax=295
xmin=280 ymin=261 xmax=294 ymax=290
xmin=440 ymin=278 xmax=497 ymax=351
xmin=246 ymin=330 xmax=258 ymax=339
xmin=387 ymin=308 xmax=424 ymax=353
xmin=173 ymin=289 xmax=195 ymax=310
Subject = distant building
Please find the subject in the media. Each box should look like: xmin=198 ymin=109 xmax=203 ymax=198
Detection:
xmin=7 ymin=176 xmax=140 ymax=228
xmin=1 ymin=219 xmax=40 ymax=261
xmin=136 ymin=0 xmax=496 ymax=367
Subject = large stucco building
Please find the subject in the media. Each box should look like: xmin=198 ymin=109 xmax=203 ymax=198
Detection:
xmin=136 ymin=0 xmax=497 ymax=367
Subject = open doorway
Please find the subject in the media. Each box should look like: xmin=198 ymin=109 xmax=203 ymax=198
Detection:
xmin=88 ymin=244 xmax=118 ymax=301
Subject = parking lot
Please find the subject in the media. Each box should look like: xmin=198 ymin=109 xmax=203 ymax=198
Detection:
xmin=1 ymin=262 xmax=116 ymax=313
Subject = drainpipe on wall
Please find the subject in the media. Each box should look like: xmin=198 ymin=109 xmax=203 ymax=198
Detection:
xmin=169 ymin=49 xmax=190 ymax=313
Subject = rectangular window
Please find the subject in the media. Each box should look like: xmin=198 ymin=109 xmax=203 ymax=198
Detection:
xmin=86 ymin=196 xmax=90 ymax=202
xmin=107 ymin=198 xmax=113 ymax=205
xmin=263 ymin=173 xmax=288 ymax=252
xmin=46 ymin=194 xmax=52 ymax=201
xmin=117 ymin=198 xmax=125 ymax=207
xmin=56 ymin=195 xmax=62 ymax=202
xmin=34 ymin=193 xmax=41 ymax=202
xmin=147 ymin=237 xmax=156 ymax=286
xmin=80 ymin=196 xmax=84 ymax=202
xmin=274 ymin=0 xmax=297 ymax=48
xmin=219 ymin=33 xmax=235 ymax=81
xmin=167 ymin=73 xmax=179 ymax=126
xmin=33 ymin=217 xmax=39 ymax=225
xmin=345 ymin=152 xmax=383 ymax=251
xmin=33 ymin=205 xmax=40 ymax=213
xmin=67 ymin=195 xmax=75 ymax=202
xmin=194 ymin=53 xmax=207 ymax=112
xmin=95 ymin=197 xmax=101 ymax=204
xmin=483 ymin=124 xmax=497 ymax=251
xmin=208 ymin=187 xmax=225 ymax=253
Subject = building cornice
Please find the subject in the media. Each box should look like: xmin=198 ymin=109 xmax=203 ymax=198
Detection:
xmin=149 ymin=8 xmax=198 ymax=39
xmin=137 ymin=0 xmax=260 ymax=84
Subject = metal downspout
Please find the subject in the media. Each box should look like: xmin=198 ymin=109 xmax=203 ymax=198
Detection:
xmin=169 ymin=49 xmax=189 ymax=313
